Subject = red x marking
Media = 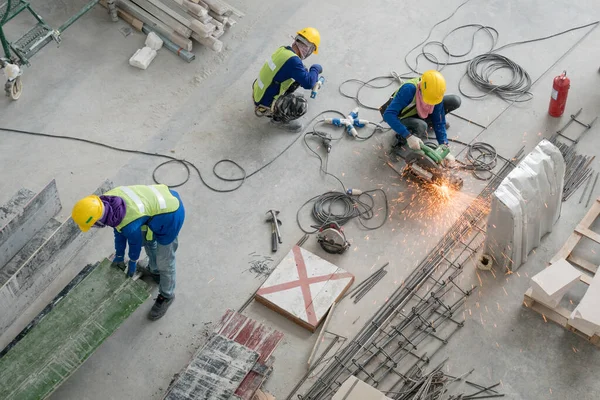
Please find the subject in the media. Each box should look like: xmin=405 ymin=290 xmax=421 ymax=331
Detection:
xmin=257 ymin=246 xmax=352 ymax=325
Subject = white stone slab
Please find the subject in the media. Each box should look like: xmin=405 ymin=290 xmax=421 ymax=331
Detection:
xmin=256 ymin=246 xmax=353 ymax=331
xmin=129 ymin=47 xmax=157 ymax=70
xmin=569 ymin=271 xmax=600 ymax=336
xmin=333 ymin=376 xmax=392 ymax=400
xmin=530 ymin=258 xmax=581 ymax=308
xmin=145 ymin=32 xmax=163 ymax=50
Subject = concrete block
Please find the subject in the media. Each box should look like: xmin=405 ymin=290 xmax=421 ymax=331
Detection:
xmin=484 ymin=140 xmax=565 ymax=271
xmin=332 ymin=376 xmax=392 ymax=400
xmin=129 ymin=47 xmax=157 ymax=70
xmin=145 ymin=32 xmax=163 ymax=50
xmin=569 ymin=271 xmax=600 ymax=336
xmin=530 ymin=258 xmax=581 ymax=308
xmin=0 ymin=180 xmax=61 ymax=270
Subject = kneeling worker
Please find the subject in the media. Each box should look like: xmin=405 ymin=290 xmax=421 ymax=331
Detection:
xmin=253 ymin=27 xmax=323 ymax=133
xmin=382 ymin=70 xmax=461 ymax=165
xmin=72 ymin=184 xmax=185 ymax=320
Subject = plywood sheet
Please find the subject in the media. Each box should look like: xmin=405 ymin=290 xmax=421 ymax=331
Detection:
xmin=255 ymin=246 xmax=354 ymax=331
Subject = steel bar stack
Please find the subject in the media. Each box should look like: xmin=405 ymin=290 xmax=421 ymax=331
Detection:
xmin=288 ymin=148 xmax=524 ymax=400
xmin=550 ymin=135 xmax=596 ymax=202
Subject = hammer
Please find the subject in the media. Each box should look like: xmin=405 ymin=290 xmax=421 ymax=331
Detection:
xmin=266 ymin=210 xmax=282 ymax=252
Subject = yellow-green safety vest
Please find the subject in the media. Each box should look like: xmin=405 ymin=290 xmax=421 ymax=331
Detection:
xmin=253 ymin=47 xmax=297 ymax=104
xmin=393 ymin=77 xmax=421 ymax=119
xmin=105 ymin=185 xmax=180 ymax=235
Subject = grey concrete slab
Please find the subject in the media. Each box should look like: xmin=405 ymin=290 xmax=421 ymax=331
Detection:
xmin=0 ymin=0 xmax=599 ymax=399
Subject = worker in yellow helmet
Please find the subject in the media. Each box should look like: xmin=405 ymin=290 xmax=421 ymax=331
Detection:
xmin=381 ymin=70 xmax=461 ymax=166
xmin=252 ymin=27 xmax=323 ymax=133
xmin=72 ymin=184 xmax=185 ymax=321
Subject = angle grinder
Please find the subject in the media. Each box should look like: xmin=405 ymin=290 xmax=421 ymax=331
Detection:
xmin=316 ymin=222 xmax=350 ymax=254
xmin=403 ymin=143 xmax=463 ymax=190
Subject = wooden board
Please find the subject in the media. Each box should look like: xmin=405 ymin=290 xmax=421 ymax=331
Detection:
xmin=165 ymin=334 xmax=259 ymax=400
xmin=216 ymin=309 xmax=284 ymax=400
xmin=0 ymin=180 xmax=61 ymax=270
xmin=0 ymin=259 xmax=150 ymax=399
xmin=255 ymin=246 xmax=354 ymax=332
xmin=523 ymin=287 xmax=600 ymax=346
xmin=550 ymin=197 xmax=600 ymax=274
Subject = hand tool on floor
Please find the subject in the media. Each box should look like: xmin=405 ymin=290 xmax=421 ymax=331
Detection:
xmin=311 ymin=76 xmax=325 ymax=98
xmin=316 ymin=222 xmax=350 ymax=254
xmin=403 ymin=143 xmax=463 ymax=191
xmin=266 ymin=210 xmax=282 ymax=252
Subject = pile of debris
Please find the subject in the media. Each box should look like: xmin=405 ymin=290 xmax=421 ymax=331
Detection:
xmin=102 ymin=0 xmax=243 ymax=66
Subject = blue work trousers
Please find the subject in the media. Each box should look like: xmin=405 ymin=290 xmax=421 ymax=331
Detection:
xmin=143 ymin=237 xmax=178 ymax=299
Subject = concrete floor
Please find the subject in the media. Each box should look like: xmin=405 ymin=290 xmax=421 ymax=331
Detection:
xmin=1 ymin=0 xmax=599 ymax=398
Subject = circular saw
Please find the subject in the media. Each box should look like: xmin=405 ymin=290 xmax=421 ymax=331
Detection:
xmin=403 ymin=143 xmax=463 ymax=190
xmin=317 ymin=223 xmax=350 ymax=254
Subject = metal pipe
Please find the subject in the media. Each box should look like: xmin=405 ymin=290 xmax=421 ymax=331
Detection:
xmin=586 ymin=172 xmax=599 ymax=208
xmin=141 ymin=25 xmax=195 ymax=63
xmin=58 ymin=0 xmax=100 ymax=33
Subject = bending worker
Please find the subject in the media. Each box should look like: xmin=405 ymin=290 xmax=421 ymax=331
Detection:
xmin=252 ymin=27 xmax=323 ymax=133
xmin=72 ymin=184 xmax=185 ymax=321
xmin=382 ymin=70 xmax=461 ymax=164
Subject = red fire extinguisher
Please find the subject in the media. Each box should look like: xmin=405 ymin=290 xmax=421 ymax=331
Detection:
xmin=548 ymin=71 xmax=570 ymax=117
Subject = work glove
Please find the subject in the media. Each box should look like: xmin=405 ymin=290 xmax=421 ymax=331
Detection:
xmin=127 ymin=260 xmax=137 ymax=278
xmin=443 ymin=153 xmax=458 ymax=168
xmin=111 ymin=255 xmax=126 ymax=271
xmin=406 ymin=135 xmax=424 ymax=151
xmin=311 ymin=64 xmax=323 ymax=74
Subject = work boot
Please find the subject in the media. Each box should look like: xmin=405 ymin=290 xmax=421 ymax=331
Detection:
xmin=270 ymin=119 xmax=304 ymax=133
xmin=149 ymin=294 xmax=175 ymax=321
xmin=391 ymin=135 xmax=408 ymax=156
xmin=136 ymin=258 xmax=160 ymax=284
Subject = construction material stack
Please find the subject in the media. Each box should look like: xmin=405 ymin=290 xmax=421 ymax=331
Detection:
xmin=114 ymin=0 xmax=243 ymax=55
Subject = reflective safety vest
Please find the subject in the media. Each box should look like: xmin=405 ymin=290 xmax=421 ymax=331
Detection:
xmin=393 ymin=77 xmax=421 ymax=119
xmin=253 ymin=47 xmax=297 ymax=104
xmin=105 ymin=185 xmax=180 ymax=233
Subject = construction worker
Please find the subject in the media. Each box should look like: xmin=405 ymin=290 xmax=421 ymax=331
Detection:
xmin=71 ymin=184 xmax=185 ymax=321
xmin=252 ymin=27 xmax=323 ymax=133
xmin=382 ymin=70 xmax=461 ymax=165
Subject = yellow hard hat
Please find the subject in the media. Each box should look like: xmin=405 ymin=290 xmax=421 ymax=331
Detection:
xmin=420 ymin=70 xmax=446 ymax=105
xmin=297 ymin=27 xmax=320 ymax=54
xmin=72 ymin=195 xmax=103 ymax=232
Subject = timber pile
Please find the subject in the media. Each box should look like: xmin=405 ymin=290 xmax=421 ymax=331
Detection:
xmin=114 ymin=0 xmax=243 ymax=53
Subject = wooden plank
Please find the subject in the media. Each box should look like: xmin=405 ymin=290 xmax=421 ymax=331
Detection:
xmin=192 ymin=33 xmax=223 ymax=51
xmin=165 ymin=334 xmax=258 ymax=400
xmin=0 ymin=259 xmax=150 ymax=400
xmin=523 ymin=288 xmax=600 ymax=346
xmin=575 ymin=227 xmax=600 ymax=245
xmin=550 ymin=232 xmax=583 ymax=264
xmin=236 ymin=357 xmax=274 ymax=400
xmin=130 ymin=0 xmax=192 ymax=37
xmin=0 ymin=181 xmax=112 ymax=338
xmin=118 ymin=0 xmax=193 ymax=50
xmin=578 ymin=198 xmax=600 ymax=228
xmin=580 ymin=273 xmax=593 ymax=285
xmin=215 ymin=310 xmax=284 ymax=400
xmin=567 ymin=254 xmax=598 ymax=274
xmin=0 ymin=180 xmax=61 ymax=270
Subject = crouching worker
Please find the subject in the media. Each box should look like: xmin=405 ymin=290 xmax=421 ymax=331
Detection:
xmin=381 ymin=70 xmax=461 ymax=166
xmin=252 ymin=27 xmax=323 ymax=133
xmin=72 ymin=184 xmax=185 ymax=320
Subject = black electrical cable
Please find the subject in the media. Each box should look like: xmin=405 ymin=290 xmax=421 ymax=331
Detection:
xmin=296 ymin=190 xmax=389 ymax=235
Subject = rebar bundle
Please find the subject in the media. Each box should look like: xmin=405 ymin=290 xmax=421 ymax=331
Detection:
xmin=290 ymin=148 xmax=524 ymax=400
xmin=550 ymin=132 xmax=596 ymax=202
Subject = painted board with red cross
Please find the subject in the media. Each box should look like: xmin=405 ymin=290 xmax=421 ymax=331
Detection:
xmin=255 ymin=245 xmax=354 ymax=332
